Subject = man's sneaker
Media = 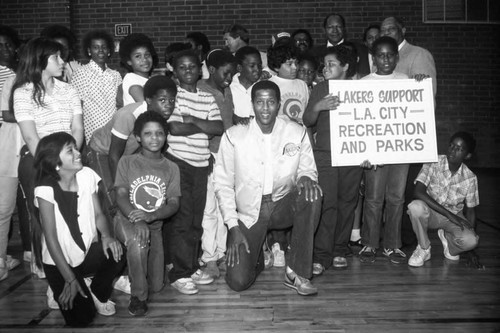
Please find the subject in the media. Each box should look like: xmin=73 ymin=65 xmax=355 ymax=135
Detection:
xmin=408 ymin=245 xmax=431 ymax=267
xmin=348 ymin=239 xmax=363 ymax=248
xmin=191 ymin=269 xmax=214 ymax=285
xmin=0 ymin=258 xmax=8 ymax=282
xmin=333 ymin=256 xmax=348 ymax=268
xmin=171 ymin=278 xmax=199 ymax=295
xmin=284 ymin=267 xmax=317 ymax=296
xmin=359 ymin=246 xmax=376 ymax=263
xmin=204 ymin=261 xmax=220 ymax=279
xmin=383 ymin=248 xmax=407 ymax=264
xmin=128 ymin=296 xmax=148 ymax=316
xmin=312 ymin=263 xmax=325 ymax=276
xmin=6 ymin=255 xmax=20 ymax=270
xmin=272 ymin=243 xmax=286 ymax=267
xmin=90 ymin=291 xmax=116 ymax=316
xmin=113 ymin=275 xmax=131 ymax=294
xmin=438 ymin=229 xmax=460 ymax=261
xmin=46 ymin=286 xmax=59 ymax=309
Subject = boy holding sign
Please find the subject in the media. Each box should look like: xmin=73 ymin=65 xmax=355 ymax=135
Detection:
xmin=358 ymin=37 xmax=411 ymax=264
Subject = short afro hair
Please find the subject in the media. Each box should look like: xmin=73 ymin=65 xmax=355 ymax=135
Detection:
xmin=251 ymin=80 xmax=281 ymax=103
xmin=171 ymin=49 xmax=201 ymax=69
xmin=82 ymin=30 xmax=115 ymax=58
xmin=323 ymin=14 xmax=346 ymax=29
xmin=143 ymin=75 xmax=177 ymax=100
xmin=0 ymin=25 xmax=21 ymax=48
xmin=133 ymin=110 xmax=168 ymax=137
xmin=119 ymin=33 xmax=159 ymax=73
xmin=186 ymin=31 xmax=211 ymax=56
xmin=234 ymin=46 xmax=261 ymax=65
xmin=267 ymin=42 xmax=298 ymax=72
xmin=291 ymin=29 xmax=314 ymax=48
xmin=298 ymin=53 xmax=319 ymax=70
xmin=40 ymin=25 xmax=77 ymax=60
xmin=450 ymin=131 xmax=476 ymax=155
xmin=324 ymin=45 xmax=357 ymax=79
xmin=371 ymin=36 xmax=399 ymax=55
xmin=363 ymin=24 xmax=380 ymax=42
xmin=206 ymin=49 xmax=237 ymax=69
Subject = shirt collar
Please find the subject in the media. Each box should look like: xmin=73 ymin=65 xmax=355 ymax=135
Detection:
xmin=398 ymin=39 xmax=407 ymax=51
xmin=88 ymin=59 xmax=108 ymax=72
xmin=327 ymin=39 xmax=344 ymax=47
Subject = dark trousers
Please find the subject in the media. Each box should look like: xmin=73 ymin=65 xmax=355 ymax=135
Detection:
xmin=165 ymin=154 xmax=208 ymax=282
xmin=226 ymin=191 xmax=321 ymax=292
xmin=43 ymin=241 xmax=126 ymax=327
xmin=313 ymin=151 xmax=363 ymax=268
xmin=17 ymin=146 xmax=36 ymax=253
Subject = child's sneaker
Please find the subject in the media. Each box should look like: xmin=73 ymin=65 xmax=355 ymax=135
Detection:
xmin=90 ymin=292 xmax=116 ymax=316
xmin=437 ymin=229 xmax=460 ymax=261
xmin=383 ymin=248 xmax=407 ymax=264
xmin=312 ymin=263 xmax=325 ymax=276
xmin=46 ymin=286 xmax=59 ymax=309
xmin=113 ymin=275 xmax=131 ymax=294
xmin=359 ymin=246 xmax=376 ymax=263
xmin=6 ymin=255 xmax=20 ymax=270
xmin=171 ymin=278 xmax=198 ymax=295
xmin=128 ymin=296 xmax=148 ymax=316
xmin=204 ymin=261 xmax=220 ymax=279
xmin=408 ymin=245 xmax=431 ymax=267
xmin=272 ymin=243 xmax=286 ymax=267
xmin=191 ymin=269 xmax=214 ymax=285
xmin=0 ymin=258 xmax=7 ymax=282
xmin=264 ymin=249 xmax=274 ymax=269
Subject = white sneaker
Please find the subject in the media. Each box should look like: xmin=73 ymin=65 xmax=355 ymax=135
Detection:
xmin=23 ymin=251 xmax=32 ymax=263
xmin=191 ymin=269 xmax=214 ymax=285
xmin=90 ymin=291 xmax=116 ymax=316
xmin=408 ymin=245 xmax=431 ymax=267
xmin=438 ymin=229 xmax=460 ymax=261
xmin=263 ymin=249 xmax=274 ymax=269
xmin=272 ymin=243 xmax=286 ymax=267
xmin=6 ymin=255 xmax=20 ymax=270
xmin=171 ymin=278 xmax=199 ymax=295
xmin=0 ymin=258 xmax=8 ymax=282
xmin=46 ymin=286 xmax=59 ymax=309
xmin=113 ymin=275 xmax=131 ymax=294
xmin=312 ymin=263 xmax=325 ymax=276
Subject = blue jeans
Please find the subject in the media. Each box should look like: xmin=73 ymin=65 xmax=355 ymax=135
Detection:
xmin=43 ymin=241 xmax=126 ymax=327
xmin=362 ymin=164 xmax=409 ymax=249
xmin=165 ymin=154 xmax=208 ymax=282
xmin=113 ymin=213 xmax=164 ymax=301
xmin=407 ymin=200 xmax=478 ymax=255
xmin=225 ymin=191 xmax=321 ymax=292
xmin=313 ymin=151 xmax=363 ymax=267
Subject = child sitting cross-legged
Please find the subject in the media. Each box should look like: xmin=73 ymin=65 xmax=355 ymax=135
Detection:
xmin=113 ymin=111 xmax=181 ymax=316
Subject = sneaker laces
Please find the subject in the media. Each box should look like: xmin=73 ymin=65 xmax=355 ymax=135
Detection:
xmin=384 ymin=248 xmax=407 ymax=258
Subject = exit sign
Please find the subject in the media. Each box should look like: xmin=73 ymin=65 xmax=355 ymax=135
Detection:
xmin=115 ymin=24 xmax=132 ymax=37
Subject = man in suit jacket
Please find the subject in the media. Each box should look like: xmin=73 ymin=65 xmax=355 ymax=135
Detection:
xmin=313 ymin=13 xmax=370 ymax=78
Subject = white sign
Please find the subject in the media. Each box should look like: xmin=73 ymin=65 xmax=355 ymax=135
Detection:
xmin=329 ymin=79 xmax=438 ymax=167
xmin=115 ymin=24 xmax=132 ymax=37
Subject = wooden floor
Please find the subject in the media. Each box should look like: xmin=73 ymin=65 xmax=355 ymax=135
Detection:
xmin=1 ymin=169 xmax=499 ymax=333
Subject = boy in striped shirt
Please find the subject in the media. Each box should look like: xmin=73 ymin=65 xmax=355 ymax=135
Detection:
xmin=166 ymin=49 xmax=223 ymax=295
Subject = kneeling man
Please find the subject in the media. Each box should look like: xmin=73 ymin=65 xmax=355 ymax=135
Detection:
xmin=214 ymin=80 xmax=322 ymax=295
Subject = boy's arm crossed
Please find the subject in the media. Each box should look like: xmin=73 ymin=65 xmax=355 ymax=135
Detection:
xmin=170 ymin=116 xmax=223 ymax=136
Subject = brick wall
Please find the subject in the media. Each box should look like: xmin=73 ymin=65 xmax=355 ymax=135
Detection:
xmin=2 ymin=0 xmax=499 ymax=167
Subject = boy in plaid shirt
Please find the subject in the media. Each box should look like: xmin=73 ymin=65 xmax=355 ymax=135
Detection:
xmin=407 ymin=132 xmax=480 ymax=267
